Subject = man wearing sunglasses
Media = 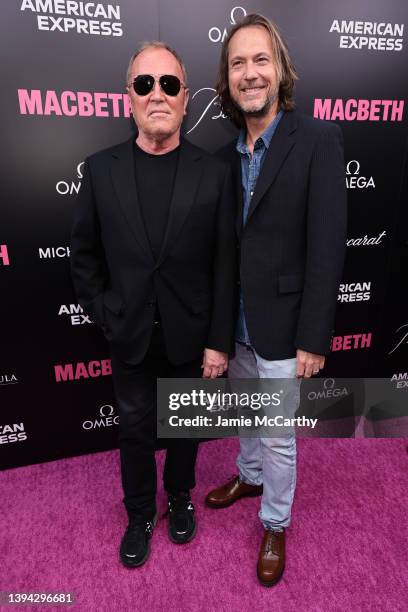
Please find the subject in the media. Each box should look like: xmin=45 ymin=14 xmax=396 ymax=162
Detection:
xmin=70 ymin=42 xmax=236 ymax=568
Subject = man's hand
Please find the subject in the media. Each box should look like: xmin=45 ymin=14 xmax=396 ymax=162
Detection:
xmin=202 ymin=348 xmax=228 ymax=379
xmin=296 ymin=349 xmax=325 ymax=378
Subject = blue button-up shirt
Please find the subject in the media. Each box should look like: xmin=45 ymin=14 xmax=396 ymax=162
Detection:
xmin=236 ymin=110 xmax=283 ymax=345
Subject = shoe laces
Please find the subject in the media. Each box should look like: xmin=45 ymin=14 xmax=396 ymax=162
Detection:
xmin=264 ymin=530 xmax=281 ymax=553
xmin=127 ymin=518 xmax=154 ymax=541
xmin=164 ymin=493 xmax=194 ymax=518
xmin=145 ymin=521 xmax=154 ymax=537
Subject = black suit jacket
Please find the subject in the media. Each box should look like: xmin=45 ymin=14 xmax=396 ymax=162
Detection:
xmin=218 ymin=110 xmax=347 ymax=359
xmin=70 ymin=137 xmax=236 ymax=365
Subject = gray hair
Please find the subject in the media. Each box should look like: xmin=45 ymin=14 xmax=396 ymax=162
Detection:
xmin=126 ymin=41 xmax=188 ymax=86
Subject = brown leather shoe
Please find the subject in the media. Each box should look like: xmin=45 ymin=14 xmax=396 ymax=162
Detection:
xmin=205 ymin=475 xmax=263 ymax=508
xmin=257 ymin=529 xmax=285 ymax=587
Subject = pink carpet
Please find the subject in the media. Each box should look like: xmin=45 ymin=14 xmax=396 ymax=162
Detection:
xmin=2 ymin=438 xmax=407 ymax=611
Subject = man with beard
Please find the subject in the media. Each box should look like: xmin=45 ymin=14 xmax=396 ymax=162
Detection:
xmin=206 ymin=14 xmax=347 ymax=586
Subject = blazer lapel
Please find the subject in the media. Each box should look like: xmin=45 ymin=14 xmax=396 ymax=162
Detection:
xmin=110 ymin=138 xmax=155 ymax=263
xmin=155 ymin=139 xmax=203 ymax=268
xmin=246 ymin=110 xmax=297 ymax=223
xmin=231 ymin=153 xmax=244 ymax=238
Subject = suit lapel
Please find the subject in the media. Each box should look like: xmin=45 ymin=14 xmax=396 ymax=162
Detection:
xmin=231 ymin=153 xmax=244 ymax=238
xmin=246 ymin=110 xmax=297 ymax=224
xmin=110 ymin=138 xmax=155 ymax=263
xmin=155 ymin=139 xmax=203 ymax=268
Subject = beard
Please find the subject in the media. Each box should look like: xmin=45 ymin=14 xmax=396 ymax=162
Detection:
xmin=232 ymin=86 xmax=279 ymax=118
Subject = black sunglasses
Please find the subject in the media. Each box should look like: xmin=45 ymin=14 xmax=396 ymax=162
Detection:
xmin=130 ymin=74 xmax=185 ymax=97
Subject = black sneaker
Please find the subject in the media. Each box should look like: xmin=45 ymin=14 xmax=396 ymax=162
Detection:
xmin=119 ymin=515 xmax=156 ymax=567
xmin=166 ymin=492 xmax=197 ymax=544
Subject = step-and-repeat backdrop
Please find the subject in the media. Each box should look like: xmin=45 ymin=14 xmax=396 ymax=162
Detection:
xmin=1 ymin=1 xmax=407 ymax=468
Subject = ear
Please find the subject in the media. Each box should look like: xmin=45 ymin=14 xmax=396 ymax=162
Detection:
xmin=125 ymin=85 xmax=133 ymax=114
xmin=183 ymin=88 xmax=190 ymax=115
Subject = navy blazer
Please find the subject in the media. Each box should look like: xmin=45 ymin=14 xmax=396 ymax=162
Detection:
xmin=218 ymin=110 xmax=347 ymax=359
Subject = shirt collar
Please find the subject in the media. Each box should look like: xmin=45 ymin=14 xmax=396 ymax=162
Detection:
xmin=236 ymin=109 xmax=284 ymax=155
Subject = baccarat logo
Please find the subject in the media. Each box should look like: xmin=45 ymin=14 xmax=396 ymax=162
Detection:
xmin=0 ymin=244 xmax=10 ymax=266
xmin=54 ymin=359 xmax=112 ymax=382
xmin=388 ymin=323 xmax=408 ymax=356
xmin=331 ymin=333 xmax=372 ymax=351
xmin=186 ymin=87 xmax=227 ymax=135
xmin=346 ymin=231 xmax=386 ymax=247
xmin=20 ymin=0 xmax=123 ymax=37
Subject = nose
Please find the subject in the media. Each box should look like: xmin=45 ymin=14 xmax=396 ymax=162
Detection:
xmin=150 ymin=80 xmax=164 ymax=101
xmin=243 ymin=61 xmax=258 ymax=80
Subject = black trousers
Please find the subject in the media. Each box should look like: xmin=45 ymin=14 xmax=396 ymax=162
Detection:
xmin=111 ymin=322 xmax=202 ymax=520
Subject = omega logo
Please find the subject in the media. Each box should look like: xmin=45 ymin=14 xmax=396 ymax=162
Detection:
xmin=307 ymin=378 xmax=349 ymax=400
xmin=56 ymin=161 xmax=84 ymax=196
xmin=208 ymin=6 xmax=247 ymax=43
xmin=99 ymin=404 xmax=115 ymax=418
xmin=82 ymin=404 xmax=119 ymax=430
xmin=346 ymin=160 xmax=375 ymax=189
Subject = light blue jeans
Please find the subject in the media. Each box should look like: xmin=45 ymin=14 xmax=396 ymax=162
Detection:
xmin=229 ymin=342 xmax=300 ymax=532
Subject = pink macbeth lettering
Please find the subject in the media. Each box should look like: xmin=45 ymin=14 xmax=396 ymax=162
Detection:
xmin=0 ymin=244 xmax=10 ymax=266
xmin=18 ymin=89 xmax=131 ymax=118
xmin=54 ymin=359 xmax=112 ymax=382
xmin=314 ymin=99 xmax=404 ymax=121
xmin=331 ymin=333 xmax=372 ymax=351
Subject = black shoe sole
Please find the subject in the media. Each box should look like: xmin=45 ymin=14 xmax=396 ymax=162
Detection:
xmin=168 ymin=518 xmax=197 ymax=545
xmin=205 ymin=489 xmax=263 ymax=509
xmin=120 ymin=541 xmax=151 ymax=568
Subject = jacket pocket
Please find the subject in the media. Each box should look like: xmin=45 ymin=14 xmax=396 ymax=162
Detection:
xmin=278 ymin=274 xmax=304 ymax=294
xmin=103 ymin=290 xmax=125 ymax=315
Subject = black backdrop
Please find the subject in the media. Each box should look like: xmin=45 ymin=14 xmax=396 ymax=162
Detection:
xmin=1 ymin=0 xmax=407 ymax=469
